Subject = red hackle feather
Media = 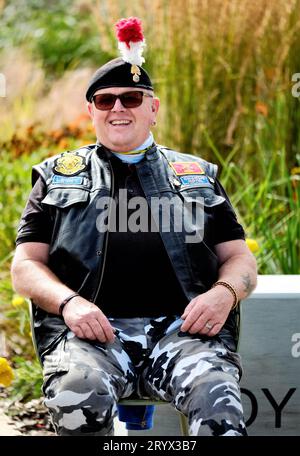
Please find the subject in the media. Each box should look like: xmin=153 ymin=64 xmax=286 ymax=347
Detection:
xmin=115 ymin=17 xmax=144 ymax=49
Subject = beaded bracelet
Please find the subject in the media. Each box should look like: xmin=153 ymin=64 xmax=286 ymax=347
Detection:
xmin=211 ymin=281 xmax=239 ymax=310
xmin=59 ymin=293 xmax=80 ymax=316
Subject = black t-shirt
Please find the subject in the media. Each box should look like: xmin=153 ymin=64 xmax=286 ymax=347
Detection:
xmin=16 ymin=156 xmax=245 ymax=317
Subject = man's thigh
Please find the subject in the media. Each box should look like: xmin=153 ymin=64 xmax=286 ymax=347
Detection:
xmin=141 ymin=324 xmax=242 ymax=405
xmin=42 ymin=330 xmax=137 ymax=399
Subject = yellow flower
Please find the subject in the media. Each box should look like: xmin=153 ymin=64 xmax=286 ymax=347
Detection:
xmin=0 ymin=357 xmax=14 ymax=387
xmin=12 ymin=295 xmax=25 ymax=308
xmin=246 ymin=238 xmax=259 ymax=253
xmin=291 ymin=167 xmax=300 ymax=175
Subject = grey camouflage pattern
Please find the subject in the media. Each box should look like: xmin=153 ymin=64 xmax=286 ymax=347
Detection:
xmin=42 ymin=316 xmax=246 ymax=436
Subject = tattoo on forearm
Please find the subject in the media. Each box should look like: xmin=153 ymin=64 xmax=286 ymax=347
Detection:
xmin=242 ymin=273 xmax=255 ymax=294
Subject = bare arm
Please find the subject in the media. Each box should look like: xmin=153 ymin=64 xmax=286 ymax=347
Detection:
xmin=213 ymin=239 xmax=257 ymax=300
xmin=11 ymin=242 xmax=74 ymax=313
xmin=11 ymin=242 xmax=115 ymax=343
xmin=181 ymin=239 xmax=257 ymax=336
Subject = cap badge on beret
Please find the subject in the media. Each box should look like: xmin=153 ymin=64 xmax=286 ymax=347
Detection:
xmin=115 ymin=17 xmax=146 ymax=83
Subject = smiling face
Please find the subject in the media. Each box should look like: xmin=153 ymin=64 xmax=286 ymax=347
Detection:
xmin=87 ymin=87 xmax=160 ymax=152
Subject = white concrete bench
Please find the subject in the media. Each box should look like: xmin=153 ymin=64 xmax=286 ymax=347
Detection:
xmin=239 ymin=274 xmax=300 ymax=435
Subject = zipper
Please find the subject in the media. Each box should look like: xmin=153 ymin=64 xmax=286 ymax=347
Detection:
xmin=135 ymin=159 xmax=190 ymax=303
xmin=123 ymin=420 xmax=148 ymax=428
xmin=91 ymin=159 xmax=115 ymax=303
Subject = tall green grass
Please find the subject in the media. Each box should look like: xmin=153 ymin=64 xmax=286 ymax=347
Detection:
xmin=0 ymin=151 xmax=46 ymax=263
xmin=204 ymin=94 xmax=300 ymax=274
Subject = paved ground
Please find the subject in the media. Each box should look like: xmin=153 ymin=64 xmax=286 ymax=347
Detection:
xmin=0 ymin=409 xmax=128 ymax=436
xmin=0 ymin=410 xmax=22 ymax=436
xmin=0 ymin=404 xmax=179 ymax=436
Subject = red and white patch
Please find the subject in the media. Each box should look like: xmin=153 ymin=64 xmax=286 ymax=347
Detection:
xmin=170 ymin=162 xmax=205 ymax=175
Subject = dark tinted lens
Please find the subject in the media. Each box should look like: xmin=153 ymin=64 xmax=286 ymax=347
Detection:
xmin=93 ymin=93 xmax=116 ymax=110
xmin=120 ymin=91 xmax=143 ymax=108
xmin=92 ymin=91 xmax=144 ymax=110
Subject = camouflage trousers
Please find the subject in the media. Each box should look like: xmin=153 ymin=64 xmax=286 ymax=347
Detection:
xmin=42 ymin=316 xmax=246 ymax=436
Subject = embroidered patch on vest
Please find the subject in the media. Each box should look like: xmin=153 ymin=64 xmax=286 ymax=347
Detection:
xmin=170 ymin=162 xmax=205 ymax=175
xmin=53 ymin=151 xmax=87 ymax=176
xmin=51 ymin=175 xmax=84 ymax=185
xmin=180 ymin=175 xmax=210 ymax=186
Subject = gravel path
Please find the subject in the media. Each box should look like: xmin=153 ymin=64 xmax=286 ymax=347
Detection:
xmin=0 ymin=410 xmax=22 ymax=436
xmin=0 ymin=395 xmax=54 ymax=436
xmin=0 ymin=398 xmax=127 ymax=436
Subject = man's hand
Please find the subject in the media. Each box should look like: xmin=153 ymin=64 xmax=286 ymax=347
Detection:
xmin=180 ymin=239 xmax=257 ymax=336
xmin=180 ymin=286 xmax=233 ymax=336
xmin=62 ymin=297 xmax=116 ymax=343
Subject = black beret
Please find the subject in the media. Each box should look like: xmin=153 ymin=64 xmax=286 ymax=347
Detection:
xmin=86 ymin=57 xmax=153 ymax=101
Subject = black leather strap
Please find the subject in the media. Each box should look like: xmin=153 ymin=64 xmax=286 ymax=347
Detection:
xmin=59 ymin=293 xmax=80 ymax=316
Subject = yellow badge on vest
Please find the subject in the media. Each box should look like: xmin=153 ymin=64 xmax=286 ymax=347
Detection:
xmin=54 ymin=152 xmax=87 ymax=176
xmin=170 ymin=162 xmax=205 ymax=175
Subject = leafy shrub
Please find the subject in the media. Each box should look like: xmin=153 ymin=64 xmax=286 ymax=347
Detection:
xmin=0 ymin=0 xmax=108 ymax=76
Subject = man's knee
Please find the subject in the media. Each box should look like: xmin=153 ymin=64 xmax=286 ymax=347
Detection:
xmin=44 ymin=368 xmax=118 ymax=435
xmin=173 ymin=368 xmax=241 ymax=408
xmin=173 ymin=371 xmax=246 ymax=436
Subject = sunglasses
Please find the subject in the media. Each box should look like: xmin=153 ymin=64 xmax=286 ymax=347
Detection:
xmin=91 ymin=90 xmax=153 ymax=111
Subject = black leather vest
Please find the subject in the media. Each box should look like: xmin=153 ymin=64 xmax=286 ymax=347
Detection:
xmin=31 ymin=143 xmax=239 ymax=358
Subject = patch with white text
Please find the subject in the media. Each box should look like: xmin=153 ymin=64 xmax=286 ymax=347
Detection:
xmin=51 ymin=175 xmax=84 ymax=185
xmin=180 ymin=175 xmax=210 ymax=186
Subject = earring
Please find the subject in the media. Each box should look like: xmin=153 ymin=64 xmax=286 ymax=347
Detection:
xmin=151 ymin=120 xmax=157 ymax=126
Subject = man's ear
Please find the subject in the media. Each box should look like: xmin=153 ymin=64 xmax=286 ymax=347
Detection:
xmin=87 ymin=102 xmax=94 ymax=119
xmin=152 ymin=97 xmax=160 ymax=114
